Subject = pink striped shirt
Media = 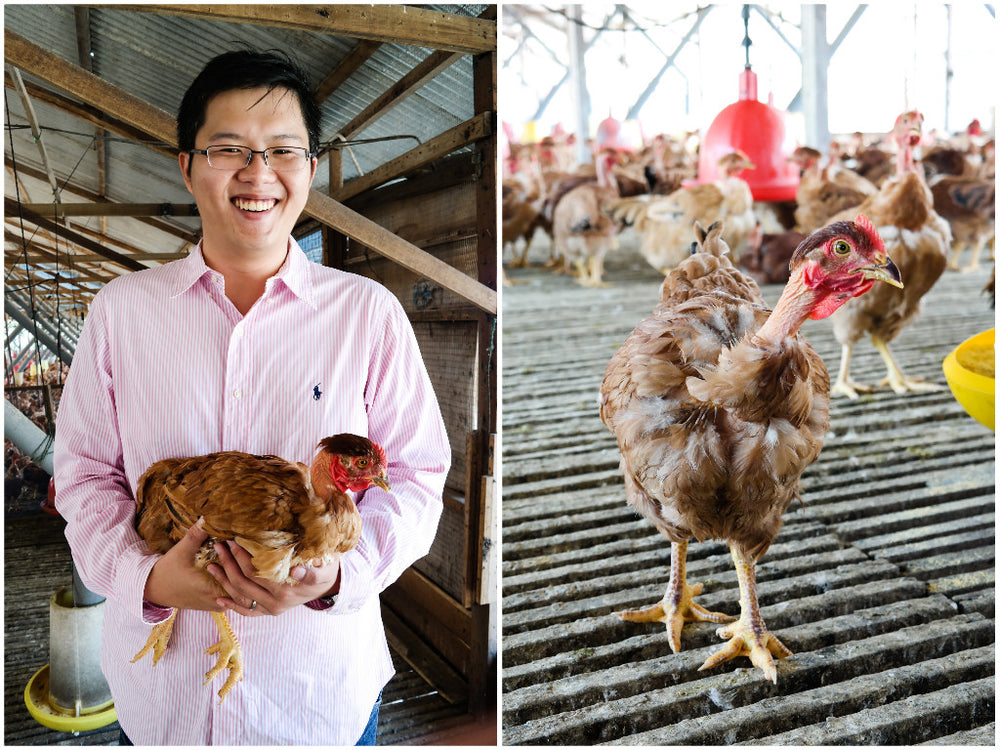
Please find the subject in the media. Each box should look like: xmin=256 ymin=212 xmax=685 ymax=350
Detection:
xmin=52 ymin=238 xmax=449 ymax=744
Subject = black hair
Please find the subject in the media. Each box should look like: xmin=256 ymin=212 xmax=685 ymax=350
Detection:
xmin=177 ymin=47 xmax=321 ymax=158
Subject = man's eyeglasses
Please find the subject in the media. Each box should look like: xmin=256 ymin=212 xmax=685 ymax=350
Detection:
xmin=189 ymin=145 xmax=314 ymax=172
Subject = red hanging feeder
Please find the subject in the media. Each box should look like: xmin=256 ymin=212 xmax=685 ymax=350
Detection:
xmin=694 ymin=7 xmax=800 ymax=202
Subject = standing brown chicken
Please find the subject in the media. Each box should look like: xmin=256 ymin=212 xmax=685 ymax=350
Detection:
xmin=551 ymin=149 xmax=623 ymax=286
xmin=789 ymin=146 xmax=876 ymax=233
xmin=130 ymin=434 xmax=389 ymax=701
xmin=609 ymin=151 xmax=757 ymax=273
xmin=600 ymin=218 xmax=902 ymax=683
xmin=828 ymin=110 xmax=951 ymax=398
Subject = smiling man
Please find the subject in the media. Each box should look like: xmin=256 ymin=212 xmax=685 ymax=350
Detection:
xmin=53 ymin=49 xmax=450 ymax=745
xmin=177 ymin=79 xmax=317 ymax=313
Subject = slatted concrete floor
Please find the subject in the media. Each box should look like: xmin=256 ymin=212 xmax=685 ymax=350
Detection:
xmin=3 ymin=508 xmax=470 ymax=746
xmin=501 ymin=232 xmax=995 ymax=745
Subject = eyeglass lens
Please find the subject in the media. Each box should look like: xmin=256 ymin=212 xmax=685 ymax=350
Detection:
xmin=205 ymin=146 xmax=309 ymax=171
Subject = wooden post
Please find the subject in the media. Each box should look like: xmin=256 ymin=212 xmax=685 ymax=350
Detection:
xmin=322 ymin=148 xmax=347 ymax=269
xmin=465 ymin=45 xmax=497 ymax=717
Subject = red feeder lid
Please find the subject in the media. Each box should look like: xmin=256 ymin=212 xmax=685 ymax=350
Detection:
xmin=695 ymin=68 xmax=800 ymax=202
xmin=596 ymin=113 xmax=627 ymax=151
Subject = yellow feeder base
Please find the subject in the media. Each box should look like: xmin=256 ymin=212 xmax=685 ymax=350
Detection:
xmin=24 ymin=664 xmax=117 ymax=733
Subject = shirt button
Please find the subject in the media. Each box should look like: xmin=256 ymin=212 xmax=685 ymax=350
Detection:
xmin=232 ymin=388 xmax=242 ymax=399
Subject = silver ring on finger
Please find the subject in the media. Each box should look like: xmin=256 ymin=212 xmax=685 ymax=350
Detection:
xmin=249 ymin=600 xmax=258 ymax=611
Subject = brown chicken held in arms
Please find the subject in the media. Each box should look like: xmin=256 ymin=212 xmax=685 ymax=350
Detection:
xmin=600 ymin=218 xmax=901 ymax=683
xmin=828 ymin=111 xmax=951 ymax=398
xmin=130 ymin=434 xmax=389 ymax=701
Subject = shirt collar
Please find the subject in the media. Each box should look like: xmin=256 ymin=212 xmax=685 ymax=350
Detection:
xmin=169 ymin=237 xmax=317 ymax=309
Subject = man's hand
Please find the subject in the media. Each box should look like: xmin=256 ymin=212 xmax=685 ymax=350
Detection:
xmin=144 ymin=519 xmax=225 ymax=611
xmin=208 ymin=541 xmax=342 ymax=617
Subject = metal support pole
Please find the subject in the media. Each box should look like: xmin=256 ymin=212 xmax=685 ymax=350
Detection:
xmin=566 ymin=5 xmax=591 ymax=164
xmin=801 ymin=5 xmax=830 ymax=152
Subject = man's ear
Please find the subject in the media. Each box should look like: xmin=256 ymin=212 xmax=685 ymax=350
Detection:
xmin=308 ymin=155 xmax=318 ymax=185
xmin=178 ymin=151 xmax=194 ymax=194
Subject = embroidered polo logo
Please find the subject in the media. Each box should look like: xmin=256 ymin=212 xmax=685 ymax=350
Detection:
xmin=313 ymin=384 xmax=323 ymax=401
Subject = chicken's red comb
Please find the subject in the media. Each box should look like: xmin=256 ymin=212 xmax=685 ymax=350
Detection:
xmin=853 ymin=214 xmax=884 ymax=250
xmin=374 ymin=442 xmax=387 ymax=466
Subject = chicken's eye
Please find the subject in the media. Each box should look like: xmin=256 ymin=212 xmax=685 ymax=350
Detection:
xmin=833 ymin=239 xmax=851 ymax=256
xmin=356 ymin=458 xmax=369 ymax=468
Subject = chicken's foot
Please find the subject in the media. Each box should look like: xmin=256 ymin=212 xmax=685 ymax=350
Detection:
xmin=574 ymin=256 xmax=610 ymax=287
xmin=871 ymin=337 xmax=946 ymax=394
xmin=130 ymin=608 xmax=178 ymax=666
xmin=204 ymin=611 xmax=244 ymax=702
xmin=699 ymin=547 xmax=791 ymax=684
xmin=831 ymin=343 xmax=876 ymax=399
xmin=508 ymin=243 xmax=531 ymax=268
xmin=948 ymin=241 xmax=984 ymax=273
xmin=619 ymin=540 xmax=734 ymax=653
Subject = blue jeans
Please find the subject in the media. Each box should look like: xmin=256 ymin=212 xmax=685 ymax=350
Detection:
xmin=355 ymin=690 xmax=382 ymax=745
xmin=118 ymin=691 xmax=382 ymax=745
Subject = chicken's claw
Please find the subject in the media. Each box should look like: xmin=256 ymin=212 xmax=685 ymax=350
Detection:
xmin=877 ymin=374 xmax=946 ymax=395
xmin=619 ymin=580 xmax=735 ymax=654
xmin=130 ymin=608 xmax=177 ymax=666
xmin=872 ymin=337 xmax=947 ymax=395
xmin=698 ymin=614 xmax=792 ymax=684
xmin=830 ymin=376 xmax=875 ymax=400
xmin=204 ymin=611 xmax=244 ymax=702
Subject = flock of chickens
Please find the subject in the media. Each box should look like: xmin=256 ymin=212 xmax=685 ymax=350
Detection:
xmin=505 ymin=109 xmax=993 ymax=683
xmin=503 ymin=111 xmax=994 ymax=402
xmin=503 ymin=111 xmax=994 ymax=288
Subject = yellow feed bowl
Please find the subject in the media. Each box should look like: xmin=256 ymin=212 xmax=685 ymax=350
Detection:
xmin=942 ymin=328 xmax=995 ymax=431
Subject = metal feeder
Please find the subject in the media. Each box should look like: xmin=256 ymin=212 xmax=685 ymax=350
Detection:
xmin=24 ymin=578 xmax=117 ymax=733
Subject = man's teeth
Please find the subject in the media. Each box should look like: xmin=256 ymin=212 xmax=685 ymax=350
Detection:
xmin=234 ymin=198 xmax=276 ymax=212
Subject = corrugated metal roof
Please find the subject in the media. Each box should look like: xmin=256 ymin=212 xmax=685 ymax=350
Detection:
xmin=4 ymin=3 xmax=491 ymax=332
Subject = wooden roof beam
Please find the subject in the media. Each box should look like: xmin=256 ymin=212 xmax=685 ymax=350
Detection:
xmin=5 ymin=158 xmax=200 ymax=245
xmin=304 ymin=191 xmax=496 ymax=315
xmin=113 ymin=5 xmax=496 ymax=54
xmin=335 ymin=112 xmax=493 ymax=202
xmin=3 ymin=73 xmax=175 ymax=158
xmin=5 ymin=29 xmax=177 ymax=146
xmin=19 ymin=202 xmax=199 ymax=218
xmin=334 ymin=49 xmax=464 ymax=141
xmin=5 ymin=198 xmax=147 ymax=273
xmin=6 ymin=29 xmax=494 ymax=313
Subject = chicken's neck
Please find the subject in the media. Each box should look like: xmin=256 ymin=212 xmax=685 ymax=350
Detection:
xmin=896 ymin=140 xmax=918 ymax=176
xmin=309 ymin=454 xmax=341 ymax=503
xmin=752 ymin=270 xmax=818 ymax=346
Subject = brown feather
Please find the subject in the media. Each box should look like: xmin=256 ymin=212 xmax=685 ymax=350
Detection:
xmin=829 ymin=171 xmax=950 ymax=347
xmin=134 ymin=441 xmax=373 ymax=585
xmin=601 ymin=224 xmax=829 ymax=560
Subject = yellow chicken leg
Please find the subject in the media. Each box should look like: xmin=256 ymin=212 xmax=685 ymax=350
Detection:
xmin=619 ymin=540 xmax=735 ymax=653
xmin=699 ymin=546 xmax=791 ymax=684
xmin=203 ymin=611 xmax=244 ymax=702
xmin=831 ymin=343 xmax=876 ymax=399
xmin=871 ymin=336 xmax=946 ymax=394
xmin=130 ymin=608 xmax=178 ymax=666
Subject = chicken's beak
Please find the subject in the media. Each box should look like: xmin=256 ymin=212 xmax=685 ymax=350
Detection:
xmin=371 ymin=473 xmax=391 ymax=492
xmin=857 ymin=257 xmax=904 ymax=289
